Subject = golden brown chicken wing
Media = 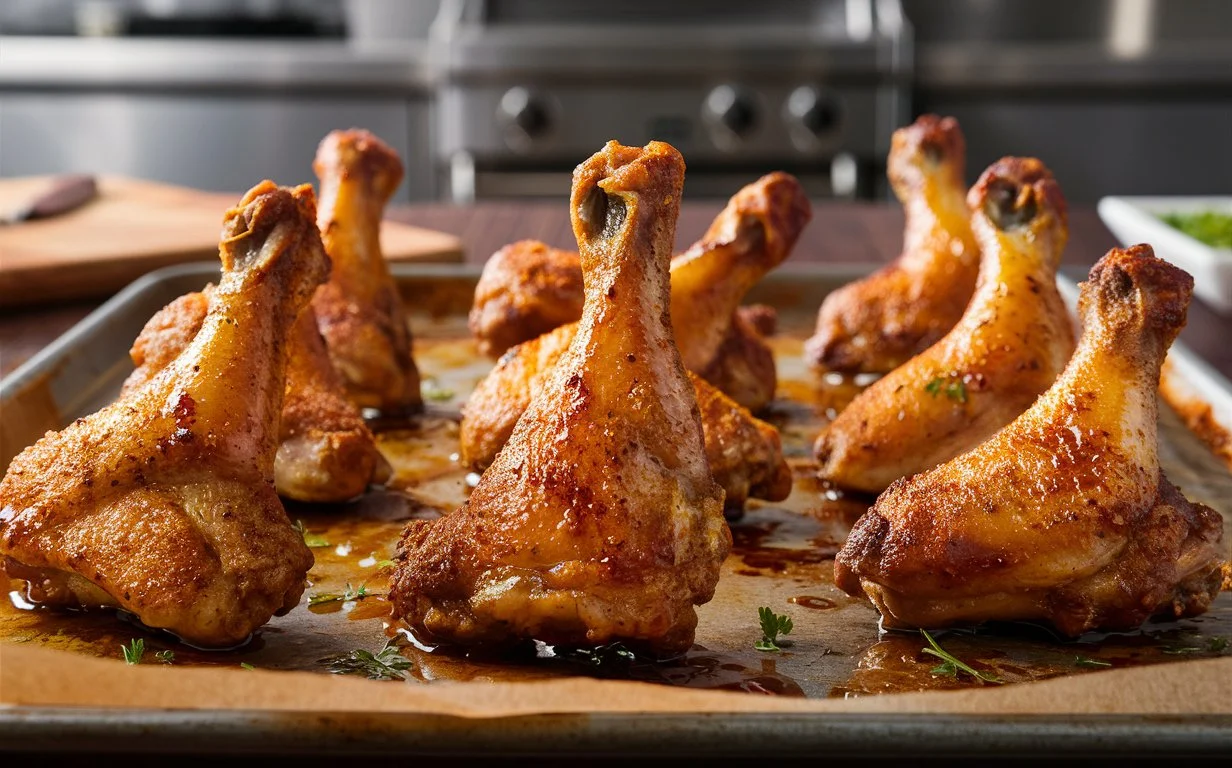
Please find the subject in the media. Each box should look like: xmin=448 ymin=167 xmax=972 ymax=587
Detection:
xmin=466 ymin=172 xmax=810 ymax=411
xmin=312 ymin=129 xmax=422 ymax=415
xmin=835 ymin=245 xmax=1226 ymax=636
xmin=391 ymin=141 xmax=730 ymax=652
xmin=0 ymin=182 xmax=323 ymax=647
xmin=468 ymin=240 xmax=583 ymax=358
xmin=124 ymin=291 xmax=390 ymax=503
xmin=460 ymin=320 xmax=790 ymax=512
xmin=806 ymin=115 xmax=980 ymax=374
xmin=815 ymin=157 xmax=1074 ymax=494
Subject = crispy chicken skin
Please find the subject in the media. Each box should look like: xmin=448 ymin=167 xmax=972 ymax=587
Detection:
xmin=835 ymin=245 xmax=1226 ymax=636
xmin=0 ymin=182 xmax=322 ymax=647
xmin=815 ymin=157 xmax=1075 ymax=494
xmin=124 ymin=292 xmax=390 ymax=503
xmin=391 ymin=141 xmax=730 ymax=652
xmin=469 ymin=241 xmax=583 ymax=358
xmin=312 ymin=129 xmax=422 ymax=415
xmin=461 ymin=321 xmax=790 ymax=510
xmin=806 ymin=115 xmax=980 ymax=374
xmin=466 ymin=172 xmax=811 ymax=411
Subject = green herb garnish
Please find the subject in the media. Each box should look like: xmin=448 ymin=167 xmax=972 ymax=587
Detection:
xmin=1073 ymin=656 xmax=1111 ymax=668
xmin=121 ymin=638 xmax=145 ymax=665
xmin=292 ymin=519 xmax=330 ymax=548
xmin=308 ymin=582 xmax=374 ymax=607
xmin=154 ymin=649 xmax=175 ymax=665
xmin=240 ymin=662 xmax=256 ymax=671
xmin=557 ymin=642 xmax=637 ymax=666
xmin=755 ymin=606 xmax=794 ymax=652
xmin=321 ymin=638 xmax=413 ymax=681
xmin=920 ymin=630 xmax=1002 ymax=684
xmin=375 ymin=559 xmax=396 ymax=570
xmin=1161 ymin=211 xmax=1232 ymax=249
xmin=925 ymin=377 xmax=968 ymax=404
xmin=420 ymin=378 xmax=456 ymax=402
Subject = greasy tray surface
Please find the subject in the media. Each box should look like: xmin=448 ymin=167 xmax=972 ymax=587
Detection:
xmin=2 ymin=264 xmax=1232 ymax=743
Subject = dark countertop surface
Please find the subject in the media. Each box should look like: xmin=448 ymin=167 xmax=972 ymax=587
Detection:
xmin=2 ymin=201 xmax=1230 ymax=381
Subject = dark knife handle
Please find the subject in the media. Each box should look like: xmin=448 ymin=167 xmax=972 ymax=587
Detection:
xmin=26 ymin=174 xmax=98 ymax=220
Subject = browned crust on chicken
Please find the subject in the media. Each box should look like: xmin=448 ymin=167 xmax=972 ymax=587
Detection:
xmin=469 ymin=241 xmax=583 ymax=359
xmin=835 ymin=245 xmax=1225 ymax=636
xmin=391 ymin=141 xmax=729 ymax=652
xmin=312 ymin=129 xmax=422 ymax=415
xmin=807 ymin=115 xmax=979 ymax=374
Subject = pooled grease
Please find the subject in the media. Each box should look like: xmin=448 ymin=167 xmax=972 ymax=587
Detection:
xmin=2 ymin=316 xmax=1230 ymax=698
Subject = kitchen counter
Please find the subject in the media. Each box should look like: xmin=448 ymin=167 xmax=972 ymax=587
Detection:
xmin=2 ymin=201 xmax=1230 ymax=381
xmin=0 ymin=36 xmax=432 ymax=93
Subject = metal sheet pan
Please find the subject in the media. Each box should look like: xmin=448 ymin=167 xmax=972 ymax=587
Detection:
xmin=2 ymin=262 xmax=1231 ymax=756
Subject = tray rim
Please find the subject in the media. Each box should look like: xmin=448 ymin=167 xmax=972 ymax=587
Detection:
xmin=2 ymin=261 xmax=1232 ymax=753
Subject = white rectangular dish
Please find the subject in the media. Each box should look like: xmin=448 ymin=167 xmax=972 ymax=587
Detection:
xmin=1098 ymin=196 xmax=1232 ymax=313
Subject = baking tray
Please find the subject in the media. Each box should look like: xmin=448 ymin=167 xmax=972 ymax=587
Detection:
xmin=2 ymin=262 xmax=1231 ymax=757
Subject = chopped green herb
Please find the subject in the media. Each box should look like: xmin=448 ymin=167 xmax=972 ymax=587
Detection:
xmin=292 ymin=519 xmax=330 ymax=548
xmin=154 ymin=649 xmax=175 ymax=665
xmin=557 ymin=642 xmax=637 ymax=666
xmin=375 ymin=559 xmax=397 ymax=570
xmin=920 ymin=630 xmax=1002 ymax=685
xmin=121 ymin=638 xmax=145 ymax=665
xmin=925 ymin=377 xmax=968 ymax=404
xmin=1074 ymin=656 xmax=1111 ymax=668
xmin=240 ymin=662 xmax=256 ymax=671
xmin=1161 ymin=211 xmax=1232 ymax=249
xmin=1162 ymin=646 xmax=1202 ymax=655
xmin=1208 ymin=636 xmax=1230 ymax=653
xmin=308 ymin=582 xmax=374 ymax=607
xmin=420 ymin=378 xmax=456 ymax=402
xmin=321 ymin=638 xmax=413 ymax=681
xmin=755 ymin=606 xmax=794 ymax=652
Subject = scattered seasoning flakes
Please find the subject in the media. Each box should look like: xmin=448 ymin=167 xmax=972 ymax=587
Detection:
xmin=920 ymin=630 xmax=1002 ymax=685
xmin=121 ymin=638 xmax=145 ymax=665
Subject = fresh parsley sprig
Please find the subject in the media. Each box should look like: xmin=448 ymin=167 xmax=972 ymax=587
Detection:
xmin=154 ymin=649 xmax=175 ymax=665
xmin=755 ymin=606 xmax=794 ymax=652
xmin=920 ymin=630 xmax=1002 ymax=684
xmin=121 ymin=638 xmax=145 ymax=665
xmin=321 ymin=637 xmax=413 ymax=681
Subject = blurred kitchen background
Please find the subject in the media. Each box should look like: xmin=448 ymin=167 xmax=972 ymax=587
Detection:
xmin=0 ymin=0 xmax=1229 ymax=203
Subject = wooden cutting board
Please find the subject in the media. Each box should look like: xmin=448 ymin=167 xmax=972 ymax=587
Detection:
xmin=0 ymin=175 xmax=463 ymax=307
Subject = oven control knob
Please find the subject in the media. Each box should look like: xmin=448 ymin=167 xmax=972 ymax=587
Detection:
xmin=784 ymin=86 xmax=842 ymax=149
xmin=703 ymin=85 xmax=758 ymax=148
xmin=498 ymin=87 xmax=551 ymax=145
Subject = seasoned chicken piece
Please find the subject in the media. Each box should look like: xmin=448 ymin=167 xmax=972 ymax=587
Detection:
xmin=460 ymin=320 xmax=790 ymax=511
xmin=312 ymin=129 xmax=422 ymax=415
xmin=391 ymin=141 xmax=730 ymax=652
xmin=469 ymin=235 xmax=781 ymax=361
xmin=806 ymin=115 xmax=980 ymax=374
xmin=466 ymin=172 xmax=811 ymax=411
xmin=124 ymin=292 xmax=390 ymax=503
xmin=0 ymin=182 xmax=323 ymax=647
xmin=815 ymin=157 xmax=1075 ymax=494
xmin=835 ymin=245 xmax=1227 ymax=636
xmin=469 ymin=240 xmax=583 ymax=358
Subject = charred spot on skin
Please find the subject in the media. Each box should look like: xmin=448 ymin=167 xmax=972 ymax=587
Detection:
xmin=984 ymin=179 xmax=1037 ymax=230
xmin=578 ymin=186 xmax=627 ymax=240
